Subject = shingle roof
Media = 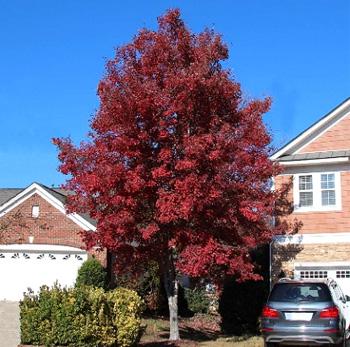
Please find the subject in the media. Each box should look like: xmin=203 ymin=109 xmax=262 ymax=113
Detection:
xmin=278 ymin=150 xmax=350 ymax=162
xmin=0 ymin=189 xmax=23 ymax=205
xmin=38 ymin=184 xmax=69 ymax=205
xmin=39 ymin=184 xmax=97 ymax=227
xmin=0 ymin=184 xmax=97 ymax=227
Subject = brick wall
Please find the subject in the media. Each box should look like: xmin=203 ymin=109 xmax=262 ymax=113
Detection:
xmin=271 ymin=110 xmax=350 ymax=283
xmin=0 ymin=193 xmax=106 ymax=266
xmin=299 ymin=113 xmax=350 ymax=153
xmin=275 ymin=172 xmax=350 ymax=233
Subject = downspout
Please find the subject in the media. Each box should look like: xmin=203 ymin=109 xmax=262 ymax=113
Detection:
xmin=270 ymin=176 xmax=275 ymax=291
xmin=269 ymin=240 xmax=273 ymax=291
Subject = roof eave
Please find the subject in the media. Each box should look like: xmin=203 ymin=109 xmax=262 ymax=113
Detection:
xmin=0 ymin=182 xmax=96 ymax=232
xmin=278 ymin=157 xmax=350 ymax=166
xmin=271 ymin=97 xmax=350 ymax=161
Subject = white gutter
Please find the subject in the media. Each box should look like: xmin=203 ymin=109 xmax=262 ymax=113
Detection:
xmin=274 ymin=232 xmax=350 ymax=245
xmin=279 ymin=157 xmax=349 ymax=166
xmin=0 ymin=244 xmax=87 ymax=253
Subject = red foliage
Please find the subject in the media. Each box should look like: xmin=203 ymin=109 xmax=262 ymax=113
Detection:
xmin=53 ymin=9 xmax=296 ymax=285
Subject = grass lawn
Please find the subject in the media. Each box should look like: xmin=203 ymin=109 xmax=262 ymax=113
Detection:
xmin=139 ymin=316 xmax=263 ymax=346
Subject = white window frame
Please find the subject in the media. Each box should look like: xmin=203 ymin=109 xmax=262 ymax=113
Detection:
xmin=31 ymin=205 xmax=40 ymax=218
xmin=293 ymin=171 xmax=341 ymax=212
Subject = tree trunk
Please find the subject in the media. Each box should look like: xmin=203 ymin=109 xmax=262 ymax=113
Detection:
xmin=163 ymin=256 xmax=180 ymax=341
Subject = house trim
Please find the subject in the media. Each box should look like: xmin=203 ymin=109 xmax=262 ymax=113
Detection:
xmin=296 ymin=110 xmax=350 ymax=154
xmin=0 ymin=243 xmax=87 ymax=254
xmin=271 ymin=98 xmax=350 ymax=160
xmin=294 ymin=261 xmax=350 ymax=269
xmin=280 ymin=157 xmax=350 ymax=167
xmin=273 ymin=232 xmax=350 ymax=245
xmin=0 ymin=183 xmax=96 ymax=232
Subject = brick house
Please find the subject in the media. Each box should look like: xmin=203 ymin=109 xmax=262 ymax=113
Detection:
xmin=271 ymin=97 xmax=350 ymax=294
xmin=0 ymin=182 xmax=106 ymax=301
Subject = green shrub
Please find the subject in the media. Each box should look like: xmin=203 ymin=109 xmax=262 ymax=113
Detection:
xmin=20 ymin=284 xmax=143 ymax=347
xmin=107 ymin=287 xmax=145 ymax=347
xmin=76 ymin=257 xmax=107 ymax=289
xmin=184 ymin=287 xmax=210 ymax=314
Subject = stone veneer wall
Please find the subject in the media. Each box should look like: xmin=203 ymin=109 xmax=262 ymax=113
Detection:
xmin=271 ymin=242 xmax=350 ymax=284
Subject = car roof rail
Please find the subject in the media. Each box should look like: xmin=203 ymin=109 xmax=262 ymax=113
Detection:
xmin=278 ymin=277 xmax=293 ymax=282
xmin=326 ymin=278 xmax=337 ymax=286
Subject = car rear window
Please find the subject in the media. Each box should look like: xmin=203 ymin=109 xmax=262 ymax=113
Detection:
xmin=269 ymin=283 xmax=332 ymax=302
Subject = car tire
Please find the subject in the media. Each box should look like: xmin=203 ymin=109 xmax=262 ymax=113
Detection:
xmin=264 ymin=342 xmax=278 ymax=347
xmin=335 ymin=338 xmax=350 ymax=347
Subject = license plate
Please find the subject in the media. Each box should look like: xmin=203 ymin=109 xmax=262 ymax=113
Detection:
xmin=285 ymin=312 xmax=313 ymax=321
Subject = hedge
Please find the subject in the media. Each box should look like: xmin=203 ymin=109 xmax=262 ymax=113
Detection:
xmin=75 ymin=258 xmax=107 ymax=289
xmin=20 ymin=284 xmax=143 ymax=347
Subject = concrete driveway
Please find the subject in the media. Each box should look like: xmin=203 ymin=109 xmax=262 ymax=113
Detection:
xmin=0 ymin=301 xmax=20 ymax=347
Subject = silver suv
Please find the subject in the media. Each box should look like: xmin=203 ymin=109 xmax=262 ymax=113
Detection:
xmin=261 ymin=278 xmax=350 ymax=346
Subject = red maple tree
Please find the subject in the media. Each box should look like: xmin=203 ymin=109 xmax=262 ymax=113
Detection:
xmin=54 ymin=9 xmax=296 ymax=340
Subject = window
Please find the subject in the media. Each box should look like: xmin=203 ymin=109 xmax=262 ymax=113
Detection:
xmin=299 ymin=175 xmax=313 ymax=207
xmin=300 ymin=270 xmax=328 ymax=279
xmin=321 ymin=174 xmax=336 ymax=206
xmin=294 ymin=172 xmax=341 ymax=212
xmin=32 ymin=205 xmax=40 ymax=218
xmin=336 ymin=270 xmax=350 ymax=278
xmin=269 ymin=283 xmax=332 ymax=303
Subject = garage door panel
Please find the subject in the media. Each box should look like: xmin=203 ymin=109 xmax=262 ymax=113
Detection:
xmin=295 ymin=263 xmax=350 ymax=296
xmin=0 ymin=246 xmax=87 ymax=301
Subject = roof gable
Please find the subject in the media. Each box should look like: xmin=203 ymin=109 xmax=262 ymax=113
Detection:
xmin=0 ymin=183 xmax=96 ymax=231
xmin=297 ymin=112 xmax=350 ymax=154
xmin=271 ymin=98 xmax=350 ymax=161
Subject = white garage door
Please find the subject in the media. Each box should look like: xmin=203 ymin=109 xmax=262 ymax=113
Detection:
xmin=0 ymin=244 xmax=88 ymax=301
xmin=294 ymin=262 xmax=350 ymax=296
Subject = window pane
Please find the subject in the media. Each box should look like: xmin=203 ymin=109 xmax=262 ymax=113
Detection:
xmin=321 ymin=174 xmax=335 ymax=189
xmin=269 ymin=283 xmax=332 ymax=302
xmin=322 ymin=190 xmax=336 ymax=206
xmin=300 ymin=192 xmax=313 ymax=206
xmin=336 ymin=270 xmax=350 ymax=278
xmin=299 ymin=175 xmax=313 ymax=190
xmin=300 ymin=270 xmax=328 ymax=279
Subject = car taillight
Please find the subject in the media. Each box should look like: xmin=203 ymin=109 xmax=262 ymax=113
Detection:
xmin=324 ymin=328 xmax=340 ymax=333
xmin=262 ymin=306 xmax=280 ymax=318
xmin=320 ymin=306 xmax=339 ymax=319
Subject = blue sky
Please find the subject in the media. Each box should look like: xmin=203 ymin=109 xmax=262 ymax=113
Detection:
xmin=1 ymin=0 xmax=349 ymax=187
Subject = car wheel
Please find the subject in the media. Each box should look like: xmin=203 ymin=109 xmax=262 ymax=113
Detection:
xmin=335 ymin=338 xmax=349 ymax=347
